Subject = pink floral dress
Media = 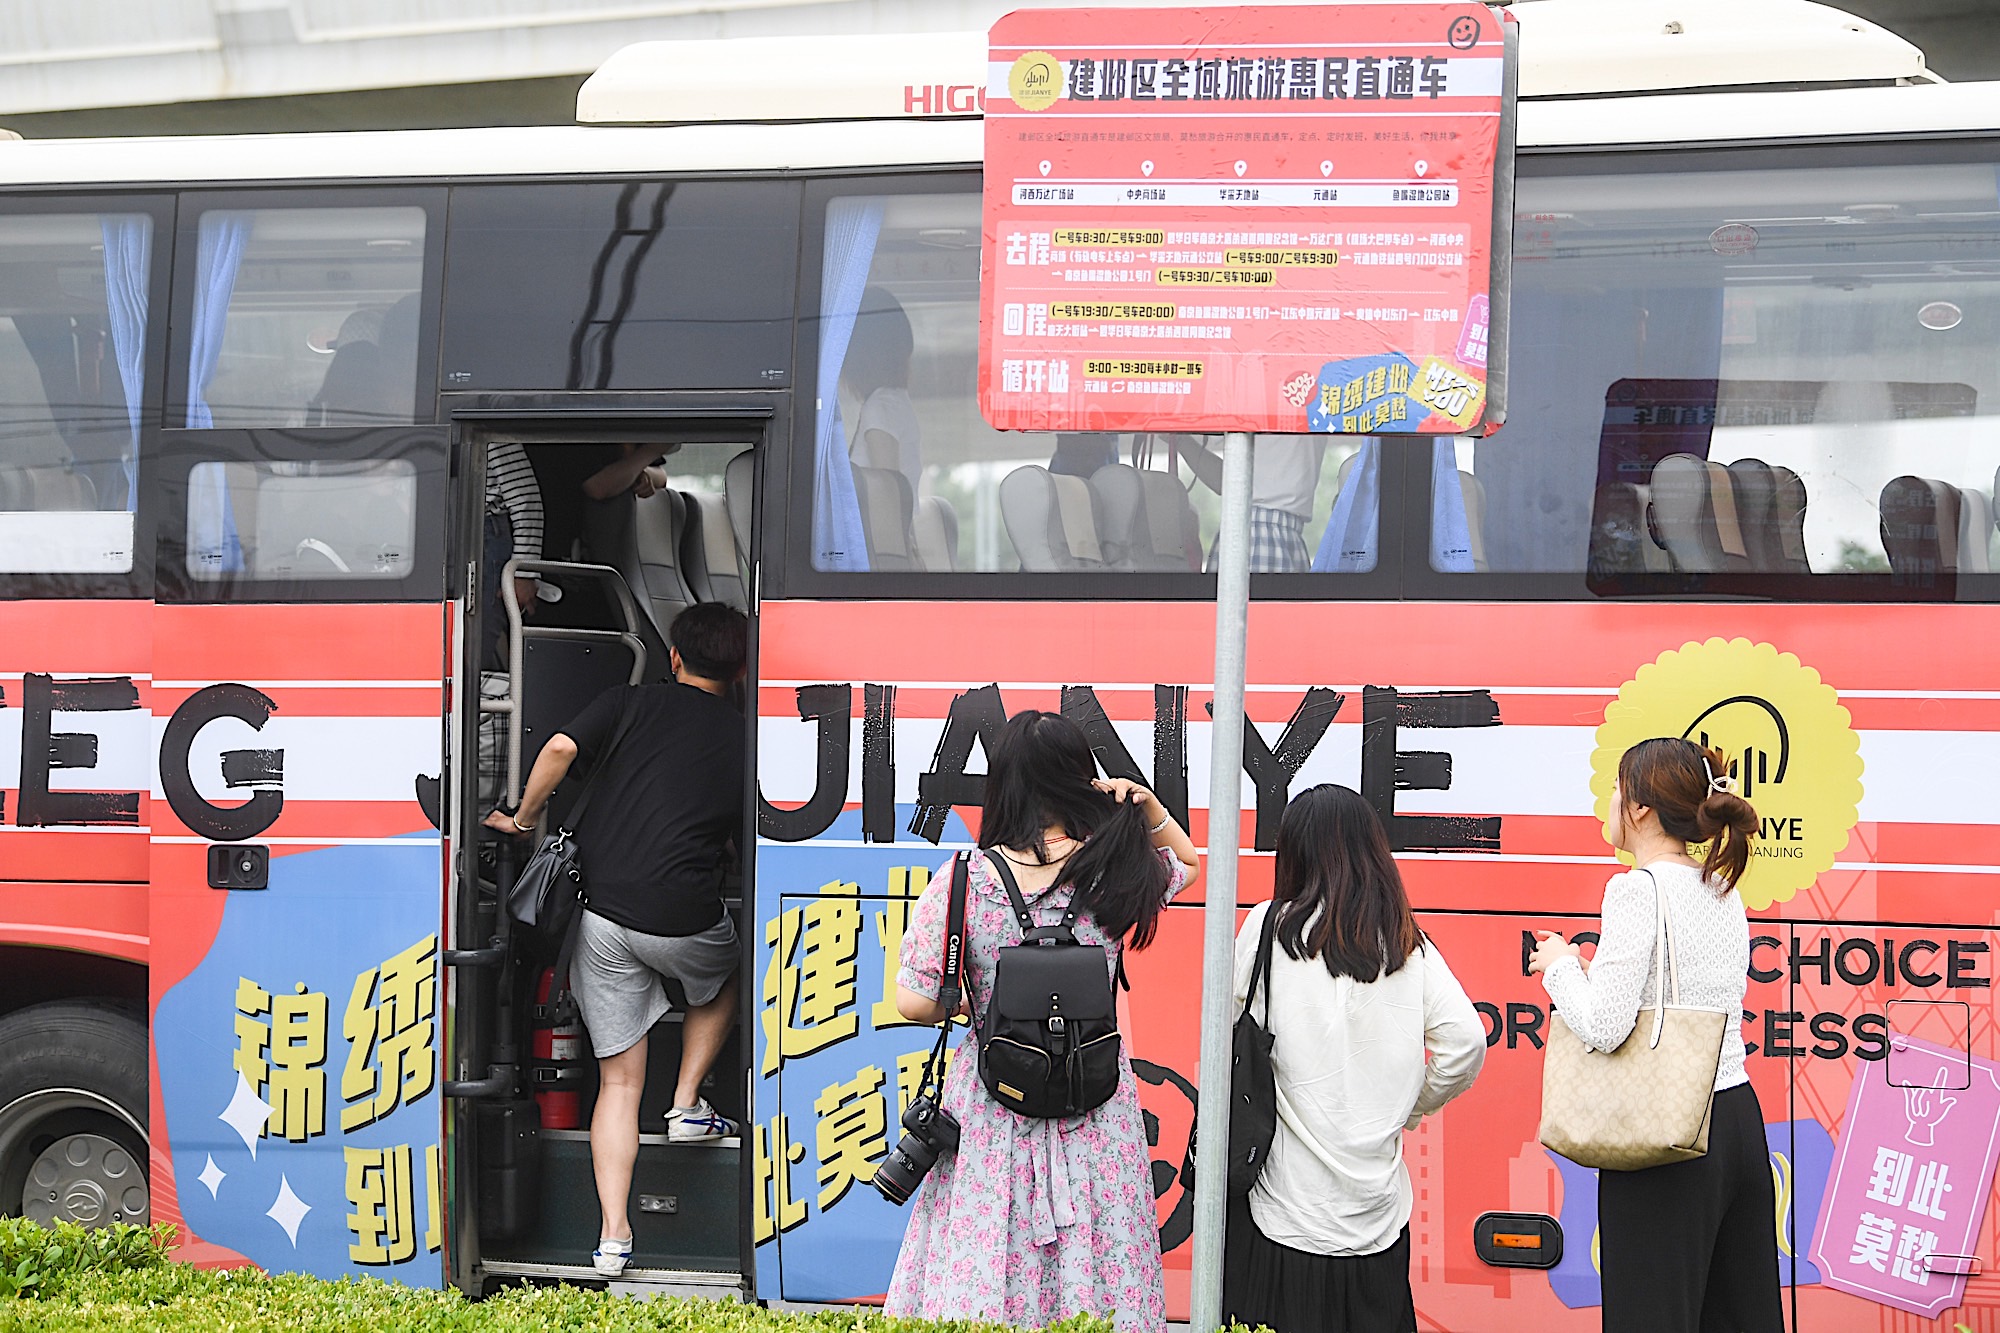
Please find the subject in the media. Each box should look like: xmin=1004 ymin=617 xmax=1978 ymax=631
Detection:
xmin=885 ymin=847 xmax=1190 ymax=1333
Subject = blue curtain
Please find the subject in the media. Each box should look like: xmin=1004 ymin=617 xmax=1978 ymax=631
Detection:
xmin=186 ymin=213 xmax=252 ymax=574
xmin=812 ymin=199 xmax=882 ymax=572
xmin=1429 ymin=439 xmax=1474 ymax=573
xmin=98 ymin=216 xmax=151 ymax=513
xmin=1311 ymin=439 xmax=1380 ymax=572
xmin=187 ymin=212 xmax=251 ymax=428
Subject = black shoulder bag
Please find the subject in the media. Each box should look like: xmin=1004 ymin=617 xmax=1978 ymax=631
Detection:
xmin=505 ymin=688 xmax=638 ymax=1004
xmin=1226 ymin=904 xmax=1280 ymax=1196
xmin=976 ymin=853 xmax=1123 ymax=1119
xmin=1186 ymin=902 xmax=1280 ymax=1199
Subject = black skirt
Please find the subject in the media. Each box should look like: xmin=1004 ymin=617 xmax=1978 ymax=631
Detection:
xmin=1223 ymin=1201 xmax=1416 ymax=1333
xmin=1597 ymin=1081 xmax=1784 ymax=1333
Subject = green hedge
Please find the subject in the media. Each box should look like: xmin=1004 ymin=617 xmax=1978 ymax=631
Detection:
xmin=4 ymin=1267 xmax=1122 ymax=1332
xmin=0 ymin=1222 xmax=1121 ymax=1333
xmin=0 ymin=1217 xmax=174 ymax=1300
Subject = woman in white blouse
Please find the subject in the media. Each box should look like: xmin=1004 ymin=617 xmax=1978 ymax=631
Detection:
xmin=1225 ymin=785 xmax=1485 ymax=1333
xmin=1529 ymin=737 xmax=1781 ymax=1333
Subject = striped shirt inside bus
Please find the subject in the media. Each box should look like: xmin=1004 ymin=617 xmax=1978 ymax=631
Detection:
xmin=485 ymin=441 xmax=544 ymax=567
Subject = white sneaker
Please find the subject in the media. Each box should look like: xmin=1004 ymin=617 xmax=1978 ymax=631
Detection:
xmin=666 ymin=1098 xmax=738 ymax=1143
xmin=593 ymin=1235 xmax=632 ymax=1277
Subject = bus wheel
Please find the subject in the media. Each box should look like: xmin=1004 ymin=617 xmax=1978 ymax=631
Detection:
xmin=0 ymin=1002 xmax=150 ymax=1228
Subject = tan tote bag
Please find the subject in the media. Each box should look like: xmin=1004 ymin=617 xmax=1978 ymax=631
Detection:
xmin=1539 ymin=868 xmax=1729 ymax=1171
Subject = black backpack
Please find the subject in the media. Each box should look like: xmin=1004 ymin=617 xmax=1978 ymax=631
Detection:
xmin=949 ymin=851 xmax=1123 ymax=1120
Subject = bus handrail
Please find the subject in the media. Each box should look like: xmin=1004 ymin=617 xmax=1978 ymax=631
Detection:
xmin=498 ymin=558 xmax=648 ymax=804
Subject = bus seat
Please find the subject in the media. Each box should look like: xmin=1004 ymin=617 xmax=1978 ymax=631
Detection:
xmin=1879 ymin=475 xmax=1962 ymax=578
xmin=852 ymin=465 xmax=916 ymax=569
xmin=1000 ymin=465 xmax=1096 ymax=571
xmin=1138 ymin=469 xmax=1198 ymax=569
xmin=1457 ymin=470 xmax=1488 ymax=572
xmin=1703 ymin=460 xmax=1751 ymax=571
xmin=1725 ymin=459 xmax=1781 ymax=570
xmin=681 ymin=490 xmax=747 ymax=610
xmin=1087 ymin=464 xmax=1146 ymax=569
xmin=912 ymin=495 xmax=959 ymax=572
xmin=0 ymin=468 xmax=25 ymax=510
xmin=724 ymin=450 xmax=754 ymax=572
xmin=583 ymin=486 xmax=693 ymax=650
xmin=1771 ymin=466 xmax=1810 ymax=572
xmin=1958 ymin=487 xmax=1993 ymax=574
xmin=1631 ymin=486 xmax=1672 ymax=571
xmin=1050 ymin=473 xmax=1103 ymax=565
xmin=1646 ymin=453 xmax=1726 ymax=573
xmin=24 ymin=466 xmax=96 ymax=512
xmin=1000 ymin=465 xmax=1063 ymax=570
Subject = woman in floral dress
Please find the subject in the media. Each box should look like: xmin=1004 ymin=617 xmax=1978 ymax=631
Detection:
xmin=886 ymin=710 xmax=1201 ymax=1333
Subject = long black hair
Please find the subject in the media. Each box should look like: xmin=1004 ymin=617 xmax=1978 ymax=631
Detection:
xmin=1271 ymin=784 xmax=1423 ymax=982
xmin=978 ymin=710 xmax=1169 ymax=948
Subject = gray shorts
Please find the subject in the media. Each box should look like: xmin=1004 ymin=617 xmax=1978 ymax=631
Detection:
xmin=573 ymin=909 xmax=739 ymax=1058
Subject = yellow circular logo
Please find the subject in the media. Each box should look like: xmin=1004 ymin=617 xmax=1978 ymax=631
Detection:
xmin=1591 ymin=638 xmax=1863 ymax=910
xmin=1009 ymin=52 xmax=1063 ymax=111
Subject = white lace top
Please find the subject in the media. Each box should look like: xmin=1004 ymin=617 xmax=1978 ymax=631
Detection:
xmin=1541 ymin=862 xmax=1750 ymax=1092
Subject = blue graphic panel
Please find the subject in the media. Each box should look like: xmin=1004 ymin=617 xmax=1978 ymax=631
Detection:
xmin=753 ymin=808 xmax=973 ymax=1302
xmin=155 ymin=836 xmax=444 ymax=1285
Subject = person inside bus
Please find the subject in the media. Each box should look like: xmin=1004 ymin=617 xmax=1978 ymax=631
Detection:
xmin=1223 ymin=785 xmax=1484 ymax=1333
xmin=531 ymin=443 xmax=671 ymax=565
xmin=1529 ymin=738 xmax=1780 ymax=1333
xmin=483 ymin=601 xmax=748 ymax=1279
xmin=841 ymin=285 xmax=921 ymax=496
xmin=1176 ymin=433 xmax=1330 ymax=573
xmin=480 ymin=441 xmax=545 ymax=671
xmin=887 ymin=710 xmax=1200 ymax=1333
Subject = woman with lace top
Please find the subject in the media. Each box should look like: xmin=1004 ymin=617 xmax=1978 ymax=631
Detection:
xmin=1528 ymin=738 xmax=1781 ymax=1333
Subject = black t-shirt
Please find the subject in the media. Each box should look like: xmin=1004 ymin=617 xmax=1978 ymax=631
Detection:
xmin=561 ymin=681 xmax=744 ymax=937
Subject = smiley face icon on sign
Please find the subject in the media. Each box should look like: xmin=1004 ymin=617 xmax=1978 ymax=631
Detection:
xmin=1448 ymin=13 xmax=1481 ymax=48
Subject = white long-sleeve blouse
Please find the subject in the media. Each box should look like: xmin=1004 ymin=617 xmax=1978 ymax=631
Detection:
xmin=1233 ymin=901 xmax=1486 ymax=1256
xmin=1540 ymin=862 xmax=1750 ymax=1092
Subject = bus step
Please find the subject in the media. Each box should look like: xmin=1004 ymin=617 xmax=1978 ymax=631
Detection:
xmin=482 ymin=1258 xmax=746 ymax=1298
xmin=480 ymin=1134 xmax=741 ymax=1274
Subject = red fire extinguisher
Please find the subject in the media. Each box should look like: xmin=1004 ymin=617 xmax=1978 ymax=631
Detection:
xmin=530 ymin=968 xmax=585 ymax=1129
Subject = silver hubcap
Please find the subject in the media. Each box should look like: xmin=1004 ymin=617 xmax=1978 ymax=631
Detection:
xmin=24 ymin=1133 xmax=148 ymax=1227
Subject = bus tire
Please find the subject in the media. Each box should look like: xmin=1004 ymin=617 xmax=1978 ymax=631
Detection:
xmin=0 ymin=1001 xmax=150 ymax=1229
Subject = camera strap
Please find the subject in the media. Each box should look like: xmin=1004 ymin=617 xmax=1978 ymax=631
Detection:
xmin=917 ymin=851 xmax=973 ymax=1098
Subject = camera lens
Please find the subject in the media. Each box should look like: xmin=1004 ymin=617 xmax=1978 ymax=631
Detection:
xmin=871 ymin=1132 xmax=939 ymax=1206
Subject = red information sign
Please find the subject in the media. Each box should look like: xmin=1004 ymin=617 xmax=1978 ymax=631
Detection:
xmin=978 ymin=4 xmax=1513 ymax=435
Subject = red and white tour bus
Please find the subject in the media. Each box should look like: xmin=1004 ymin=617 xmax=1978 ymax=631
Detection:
xmin=0 ymin=2 xmax=1996 ymax=1328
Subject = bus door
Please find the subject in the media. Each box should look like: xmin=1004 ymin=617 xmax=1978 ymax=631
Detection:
xmin=147 ymin=423 xmax=452 ymax=1281
xmin=444 ymin=415 xmax=764 ymax=1296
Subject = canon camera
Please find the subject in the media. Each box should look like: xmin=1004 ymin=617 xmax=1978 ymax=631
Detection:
xmin=871 ymin=1091 xmax=960 ymax=1205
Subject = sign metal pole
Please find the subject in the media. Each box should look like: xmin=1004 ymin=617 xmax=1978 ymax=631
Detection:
xmin=1189 ymin=428 xmax=1255 ymax=1333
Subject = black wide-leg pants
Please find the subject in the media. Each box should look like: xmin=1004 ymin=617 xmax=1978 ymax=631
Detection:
xmin=1597 ymin=1081 xmax=1786 ymax=1333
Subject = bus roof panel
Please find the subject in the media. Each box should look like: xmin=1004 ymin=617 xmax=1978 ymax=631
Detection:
xmin=6 ymin=84 xmax=2000 ymax=189
xmin=573 ymin=1 xmax=1927 ymax=126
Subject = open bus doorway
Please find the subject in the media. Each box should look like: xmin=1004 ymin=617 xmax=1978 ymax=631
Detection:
xmin=446 ymin=419 xmax=760 ymax=1296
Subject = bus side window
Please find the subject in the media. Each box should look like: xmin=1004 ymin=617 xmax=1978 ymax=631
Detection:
xmin=1432 ymin=158 xmax=2000 ymax=599
xmin=0 ymin=205 xmax=166 ymax=581
xmin=801 ymin=191 xmax=1382 ymax=580
xmin=181 ymin=202 xmax=436 ymax=431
